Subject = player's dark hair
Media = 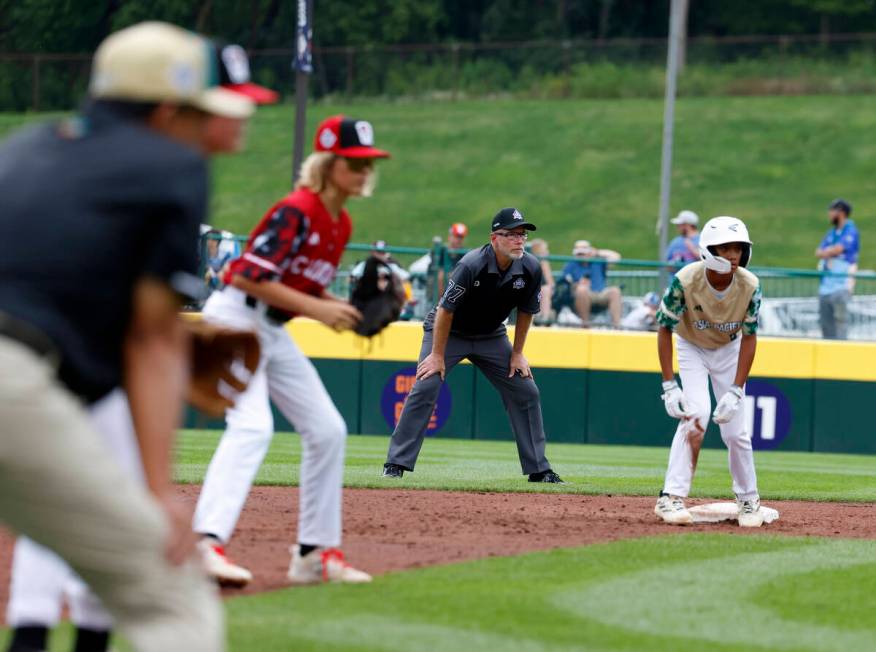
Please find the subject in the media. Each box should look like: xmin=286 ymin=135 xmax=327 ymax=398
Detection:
xmin=829 ymin=198 xmax=852 ymax=216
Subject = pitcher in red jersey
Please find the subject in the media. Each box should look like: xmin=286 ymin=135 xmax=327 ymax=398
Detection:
xmin=193 ymin=116 xmax=389 ymax=586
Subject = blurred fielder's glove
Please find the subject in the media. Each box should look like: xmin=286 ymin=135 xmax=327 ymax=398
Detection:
xmin=350 ymin=256 xmax=405 ymax=337
xmin=712 ymin=384 xmax=744 ymax=424
xmin=661 ymin=379 xmax=692 ymax=420
xmin=186 ymin=321 xmax=260 ymax=416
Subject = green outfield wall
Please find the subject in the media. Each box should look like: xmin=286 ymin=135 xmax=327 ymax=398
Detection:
xmin=186 ymin=321 xmax=876 ymax=454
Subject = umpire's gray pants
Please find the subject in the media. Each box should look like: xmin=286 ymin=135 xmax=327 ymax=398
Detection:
xmin=0 ymin=336 xmax=224 ymax=651
xmin=386 ymin=329 xmax=551 ymax=474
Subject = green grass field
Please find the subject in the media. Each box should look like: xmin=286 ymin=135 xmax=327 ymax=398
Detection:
xmin=3 ymin=94 xmax=875 ymax=269
xmin=9 ymin=536 xmax=876 ymax=651
xmin=177 ymin=430 xmax=876 ymax=502
xmin=222 ymin=534 xmax=876 ymax=652
xmin=3 ymin=431 xmax=875 ymax=651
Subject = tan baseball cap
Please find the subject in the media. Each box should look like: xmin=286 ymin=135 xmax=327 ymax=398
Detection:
xmin=89 ymin=21 xmax=254 ymax=119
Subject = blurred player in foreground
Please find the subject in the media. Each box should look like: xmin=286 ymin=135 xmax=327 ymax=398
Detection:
xmin=654 ymin=216 xmax=764 ymax=528
xmin=0 ymin=21 xmax=261 ymax=651
xmin=6 ymin=392 xmax=140 ymax=652
xmin=193 ymin=115 xmax=390 ymax=587
xmin=4 ymin=39 xmax=274 ymax=652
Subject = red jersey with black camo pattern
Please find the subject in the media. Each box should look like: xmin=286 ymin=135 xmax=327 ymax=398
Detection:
xmin=224 ymin=188 xmax=352 ymax=320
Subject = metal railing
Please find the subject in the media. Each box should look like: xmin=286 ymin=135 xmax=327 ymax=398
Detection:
xmin=197 ymin=232 xmax=876 ymax=340
xmin=11 ymin=32 xmax=876 ymax=110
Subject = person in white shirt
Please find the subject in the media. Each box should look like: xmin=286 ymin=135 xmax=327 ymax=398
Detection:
xmin=621 ymin=291 xmax=660 ymax=330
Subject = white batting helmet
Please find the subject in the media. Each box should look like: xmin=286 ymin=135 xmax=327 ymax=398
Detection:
xmin=698 ymin=216 xmax=753 ymax=273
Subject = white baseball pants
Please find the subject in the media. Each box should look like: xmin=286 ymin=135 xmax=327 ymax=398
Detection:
xmin=7 ymin=389 xmax=141 ymax=630
xmin=193 ymin=287 xmax=346 ymax=547
xmin=662 ymin=336 xmax=759 ymax=501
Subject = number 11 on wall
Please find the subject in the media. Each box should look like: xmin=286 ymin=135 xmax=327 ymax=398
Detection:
xmin=745 ymin=395 xmax=777 ymax=441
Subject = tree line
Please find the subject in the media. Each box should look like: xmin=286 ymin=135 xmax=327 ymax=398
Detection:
xmin=2 ymin=0 xmax=876 ymax=54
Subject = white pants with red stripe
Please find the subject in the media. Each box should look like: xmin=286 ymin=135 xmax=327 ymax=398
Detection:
xmin=193 ymin=287 xmax=346 ymax=547
xmin=7 ymin=389 xmax=140 ymax=630
xmin=662 ymin=336 xmax=759 ymax=501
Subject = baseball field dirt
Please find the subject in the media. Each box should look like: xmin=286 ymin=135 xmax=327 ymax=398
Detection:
xmin=1 ymin=486 xmax=874 ymax=619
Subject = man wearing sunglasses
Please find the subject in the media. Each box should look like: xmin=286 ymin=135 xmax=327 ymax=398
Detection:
xmin=383 ymin=208 xmax=563 ymax=483
xmin=191 ymin=115 xmax=388 ymax=588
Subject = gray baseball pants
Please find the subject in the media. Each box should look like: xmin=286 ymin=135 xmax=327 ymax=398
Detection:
xmin=385 ymin=329 xmax=551 ymax=474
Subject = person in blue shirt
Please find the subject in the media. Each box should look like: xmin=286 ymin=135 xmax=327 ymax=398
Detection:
xmin=815 ymin=199 xmax=859 ymax=340
xmin=201 ymin=226 xmax=241 ymax=291
xmin=561 ymin=240 xmax=623 ymax=327
xmin=664 ymin=210 xmax=701 ymax=270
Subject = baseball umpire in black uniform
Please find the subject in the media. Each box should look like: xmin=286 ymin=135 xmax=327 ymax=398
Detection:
xmin=383 ymin=208 xmax=562 ymax=482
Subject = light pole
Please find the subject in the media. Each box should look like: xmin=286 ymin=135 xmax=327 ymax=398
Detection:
xmin=656 ymin=0 xmax=688 ymax=287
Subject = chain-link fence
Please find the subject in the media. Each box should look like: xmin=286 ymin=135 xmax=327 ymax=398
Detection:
xmin=197 ymin=232 xmax=876 ymax=341
xmin=10 ymin=32 xmax=876 ymax=111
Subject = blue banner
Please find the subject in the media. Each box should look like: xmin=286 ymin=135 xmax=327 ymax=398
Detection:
xmin=293 ymin=0 xmax=313 ymax=74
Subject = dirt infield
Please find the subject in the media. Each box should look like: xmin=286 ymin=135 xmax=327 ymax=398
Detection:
xmin=2 ymin=486 xmax=875 ymax=619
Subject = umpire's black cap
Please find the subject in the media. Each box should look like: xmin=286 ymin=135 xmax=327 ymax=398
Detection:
xmin=491 ymin=207 xmax=537 ymax=232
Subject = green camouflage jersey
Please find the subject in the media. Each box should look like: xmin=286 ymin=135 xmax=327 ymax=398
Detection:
xmin=656 ymin=261 xmax=761 ymax=349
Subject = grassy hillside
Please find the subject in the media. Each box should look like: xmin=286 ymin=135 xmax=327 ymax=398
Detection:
xmin=3 ymin=94 xmax=875 ymax=268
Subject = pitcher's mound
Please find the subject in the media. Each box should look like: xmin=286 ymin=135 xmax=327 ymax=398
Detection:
xmin=689 ymin=502 xmax=780 ymax=524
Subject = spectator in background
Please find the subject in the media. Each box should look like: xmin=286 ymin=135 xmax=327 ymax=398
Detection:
xmin=561 ymin=240 xmax=623 ymax=328
xmin=528 ymin=238 xmax=555 ymax=325
xmin=200 ymin=224 xmax=241 ymax=259
xmin=621 ymin=291 xmax=661 ymax=331
xmin=351 ymin=241 xmax=413 ymax=317
xmin=433 ymin=222 xmax=468 ymax=289
xmin=202 ymin=228 xmax=238 ymax=290
xmin=665 ymin=210 xmax=700 ymax=270
xmin=351 ymin=240 xmax=410 ymax=284
xmin=407 ymin=223 xmax=471 ymax=317
xmin=447 ymin=222 xmax=468 ymax=261
xmin=816 ymin=198 xmax=860 ymax=340
xmin=374 ymin=240 xmax=409 ymax=278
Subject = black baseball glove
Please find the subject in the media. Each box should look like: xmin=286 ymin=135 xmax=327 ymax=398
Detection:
xmin=350 ymin=256 xmax=406 ymax=337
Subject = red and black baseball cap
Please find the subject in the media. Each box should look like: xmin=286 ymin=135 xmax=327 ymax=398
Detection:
xmin=314 ymin=115 xmax=390 ymax=158
xmin=215 ymin=42 xmax=278 ymax=105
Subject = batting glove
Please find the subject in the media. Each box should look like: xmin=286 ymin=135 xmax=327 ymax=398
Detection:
xmin=712 ymin=385 xmax=745 ymax=424
xmin=661 ymin=379 xmax=691 ymax=420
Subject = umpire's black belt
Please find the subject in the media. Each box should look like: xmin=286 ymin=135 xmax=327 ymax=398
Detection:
xmin=244 ymin=294 xmax=289 ymax=326
xmin=0 ymin=312 xmax=60 ymax=365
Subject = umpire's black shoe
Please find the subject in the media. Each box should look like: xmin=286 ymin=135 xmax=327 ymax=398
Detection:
xmin=382 ymin=463 xmax=405 ymax=478
xmin=528 ymin=469 xmax=565 ymax=483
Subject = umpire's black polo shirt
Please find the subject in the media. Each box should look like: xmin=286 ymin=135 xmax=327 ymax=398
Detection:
xmin=0 ymin=103 xmax=206 ymax=403
xmin=424 ymin=244 xmax=543 ymax=338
